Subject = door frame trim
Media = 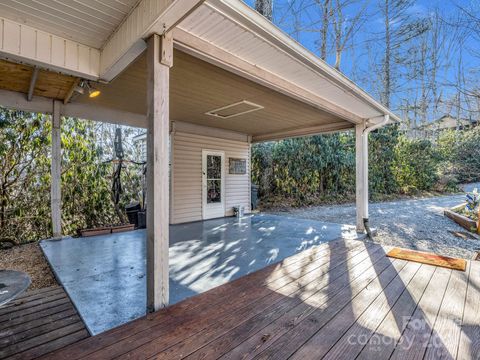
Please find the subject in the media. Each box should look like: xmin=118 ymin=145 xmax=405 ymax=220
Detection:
xmin=202 ymin=149 xmax=226 ymax=220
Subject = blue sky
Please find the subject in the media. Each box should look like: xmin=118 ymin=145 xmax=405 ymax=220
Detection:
xmin=243 ymin=0 xmax=479 ymax=121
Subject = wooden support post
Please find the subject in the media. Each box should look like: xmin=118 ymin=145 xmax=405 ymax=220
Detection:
xmin=146 ymin=33 xmax=171 ymax=312
xmin=51 ymin=100 xmax=62 ymax=238
xmin=355 ymin=122 xmax=367 ymax=232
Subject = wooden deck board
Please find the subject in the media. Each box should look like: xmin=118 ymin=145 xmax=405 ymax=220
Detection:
xmin=457 ymin=261 xmax=480 ymax=360
xmin=142 ymin=243 xmax=386 ymax=360
xmin=424 ymin=261 xmax=469 ymax=359
xmin=389 ymin=266 xmax=452 ymax=360
xmin=0 ymin=286 xmax=89 ymax=360
xmin=318 ymin=261 xmax=423 ymax=360
xmin=7 ymin=239 xmax=479 ymax=360
xmin=355 ymin=263 xmax=436 ymax=360
xmin=182 ymin=244 xmax=388 ymax=360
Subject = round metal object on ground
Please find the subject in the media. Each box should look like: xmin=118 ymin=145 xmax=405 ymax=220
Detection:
xmin=0 ymin=270 xmax=31 ymax=306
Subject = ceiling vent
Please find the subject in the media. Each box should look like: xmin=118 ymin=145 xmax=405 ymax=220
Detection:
xmin=206 ymin=100 xmax=264 ymax=119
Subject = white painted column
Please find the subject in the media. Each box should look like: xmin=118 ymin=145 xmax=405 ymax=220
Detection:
xmin=51 ymin=100 xmax=62 ymax=238
xmin=355 ymin=122 xmax=367 ymax=232
xmin=146 ymin=33 xmax=172 ymax=312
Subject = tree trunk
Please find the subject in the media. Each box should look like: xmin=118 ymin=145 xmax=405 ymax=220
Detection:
xmin=383 ymin=0 xmax=391 ymax=108
xmin=255 ymin=0 xmax=273 ymax=21
xmin=320 ymin=0 xmax=330 ymax=60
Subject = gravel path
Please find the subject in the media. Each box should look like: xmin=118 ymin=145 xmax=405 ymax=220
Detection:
xmin=269 ymin=183 xmax=480 ymax=260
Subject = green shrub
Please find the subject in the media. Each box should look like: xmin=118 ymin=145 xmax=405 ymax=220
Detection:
xmin=251 ymin=122 xmax=476 ymax=204
xmin=0 ymin=109 xmax=144 ymax=244
xmin=392 ymin=136 xmax=440 ymax=194
xmin=437 ymin=128 xmax=480 ymax=183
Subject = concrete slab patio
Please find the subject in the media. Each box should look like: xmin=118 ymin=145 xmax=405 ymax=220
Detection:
xmin=40 ymin=213 xmax=363 ymax=335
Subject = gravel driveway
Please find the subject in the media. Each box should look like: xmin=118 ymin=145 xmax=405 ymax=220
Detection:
xmin=269 ymin=183 xmax=480 ymax=259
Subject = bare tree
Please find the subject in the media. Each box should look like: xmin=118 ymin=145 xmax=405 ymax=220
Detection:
xmin=331 ymin=0 xmax=369 ymax=70
xmin=378 ymin=0 xmax=429 ymax=108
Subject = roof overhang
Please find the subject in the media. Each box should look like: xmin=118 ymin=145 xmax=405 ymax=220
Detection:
xmin=0 ymin=0 xmax=399 ymax=140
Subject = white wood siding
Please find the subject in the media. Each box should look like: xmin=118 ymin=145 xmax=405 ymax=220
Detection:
xmin=0 ymin=0 xmax=138 ymax=49
xmin=0 ymin=17 xmax=100 ymax=79
xmin=172 ymin=131 xmax=250 ymax=224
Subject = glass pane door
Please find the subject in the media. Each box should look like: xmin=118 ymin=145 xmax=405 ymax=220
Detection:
xmin=206 ymin=155 xmax=222 ymax=204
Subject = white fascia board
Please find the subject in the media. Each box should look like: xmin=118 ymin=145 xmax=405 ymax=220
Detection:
xmin=207 ymin=0 xmax=401 ymax=123
xmin=0 ymin=18 xmax=100 ymax=80
xmin=99 ymin=0 xmax=205 ymax=82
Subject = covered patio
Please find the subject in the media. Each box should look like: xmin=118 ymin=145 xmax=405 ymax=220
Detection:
xmin=0 ymin=0 xmax=400 ymax=317
xmin=4 ymin=0 xmax=476 ymax=359
xmin=40 ymin=214 xmax=362 ymax=334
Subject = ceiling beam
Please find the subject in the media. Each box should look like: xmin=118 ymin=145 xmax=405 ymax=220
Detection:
xmin=0 ymin=88 xmax=52 ymax=114
xmin=0 ymin=88 xmax=146 ymax=128
xmin=252 ymin=122 xmax=354 ymax=143
xmin=63 ymin=102 xmax=146 ymax=128
xmin=26 ymin=67 xmax=39 ymax=101
xmin=100 ymin=0 xmax=205 ymax=82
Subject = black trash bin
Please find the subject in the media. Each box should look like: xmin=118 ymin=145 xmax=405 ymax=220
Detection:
xmin=251 ymin=184 xmax=259 ymax=210
xmin=137 ymin=210 xmax=146 ymax=229
xmin=125 ymin=202 xmax=141 ymax=228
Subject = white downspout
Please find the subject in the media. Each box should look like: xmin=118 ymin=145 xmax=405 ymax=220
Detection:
xmin=361 ymin=114 xmax=389 ymax=234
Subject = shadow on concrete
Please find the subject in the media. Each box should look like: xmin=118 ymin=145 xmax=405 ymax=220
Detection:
xmin=40 ymin=213 xmax=363 ymax=334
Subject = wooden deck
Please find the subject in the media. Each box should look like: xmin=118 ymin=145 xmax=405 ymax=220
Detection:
xmin=0 ymin=286 xmax=89 ymax=360
xmin=11 ymin=239 xmax=480 ymax=359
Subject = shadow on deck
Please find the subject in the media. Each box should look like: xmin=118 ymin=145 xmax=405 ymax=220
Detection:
xmin=16 ymin=238 xmax=480 ymax=360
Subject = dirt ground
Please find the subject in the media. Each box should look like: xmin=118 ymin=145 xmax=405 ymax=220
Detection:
xmin=0 ymin=242 xmax=57 ymax=290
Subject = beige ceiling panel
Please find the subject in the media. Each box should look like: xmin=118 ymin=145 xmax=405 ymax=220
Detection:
xmin=76 ymin=49 xmax=350 ymax=136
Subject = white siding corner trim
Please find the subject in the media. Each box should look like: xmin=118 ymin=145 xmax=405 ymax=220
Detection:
xmin=171 ymin=131 xmax=251 ymax=224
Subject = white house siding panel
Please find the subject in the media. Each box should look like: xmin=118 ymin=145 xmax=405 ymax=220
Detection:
xmin=0 ymin=17 xmax=100 ymax=79
xmin=172 ymin=131 xmax=250 ymax=224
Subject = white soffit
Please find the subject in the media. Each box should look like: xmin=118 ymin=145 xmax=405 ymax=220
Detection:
xmin=178 ymin=0 xmax=400 ymax=122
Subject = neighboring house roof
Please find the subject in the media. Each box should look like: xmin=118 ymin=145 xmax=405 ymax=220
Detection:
xmin=416 ymin=115 xmax=474 ymax=131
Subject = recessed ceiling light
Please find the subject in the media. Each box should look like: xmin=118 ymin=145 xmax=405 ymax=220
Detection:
xmin=206 ymin=100 xmax=264 ymax=119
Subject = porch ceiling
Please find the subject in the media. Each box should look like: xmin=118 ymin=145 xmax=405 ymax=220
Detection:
xmin=0 ymin=0 xmax=139 ymax=49
xmin=73 ymin=49 xmax=353 ymax=137
xmin=0 ymin=59 xmax=78 ymax=101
